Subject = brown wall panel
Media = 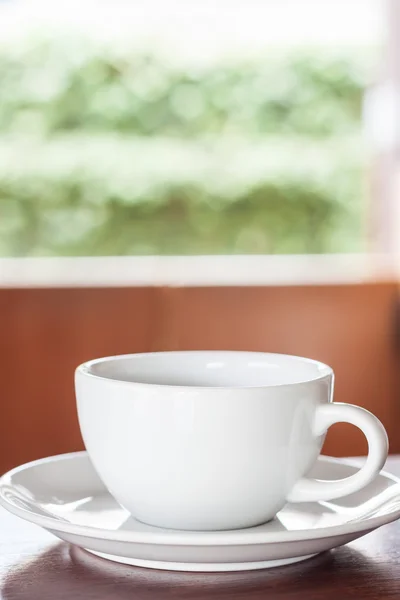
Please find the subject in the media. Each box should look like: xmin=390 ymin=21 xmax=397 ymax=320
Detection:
xmin=0 ymin=282 xmax=399 ymax=473
xmin=163 ymin=284 xmax=400 ymax=457
xmin=0 ymin=287 xmax=157 ymax=473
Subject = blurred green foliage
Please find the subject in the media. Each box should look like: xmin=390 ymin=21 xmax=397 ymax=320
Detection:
xmin=0 ymin=36 xmax=370 ymax=256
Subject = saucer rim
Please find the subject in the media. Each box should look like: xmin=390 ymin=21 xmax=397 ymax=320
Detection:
xmin=1 ymin=451 xmax=399 ymax=547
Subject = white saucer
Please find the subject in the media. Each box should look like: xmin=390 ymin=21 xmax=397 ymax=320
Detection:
xmin=1 ymin=452 xmax=400 ymax=572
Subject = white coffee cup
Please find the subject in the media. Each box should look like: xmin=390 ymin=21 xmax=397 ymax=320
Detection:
xmin=75 ymin=351 xmax=388 ymax=531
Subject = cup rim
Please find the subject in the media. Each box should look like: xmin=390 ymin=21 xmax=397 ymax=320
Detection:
xmin=75 ymin=350 xmax=333 ymax=390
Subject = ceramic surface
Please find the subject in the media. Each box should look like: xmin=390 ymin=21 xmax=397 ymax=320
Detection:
xmin=1 ymin=452 xmax=399 ymax=572
xmin=75 ymin=351 xmax=388 ymax=530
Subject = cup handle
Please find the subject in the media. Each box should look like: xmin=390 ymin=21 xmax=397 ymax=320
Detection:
xmin=287 ymin=402 xmax=389 ymax=503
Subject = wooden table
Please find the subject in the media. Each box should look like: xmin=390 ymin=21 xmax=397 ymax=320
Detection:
xmin=1 ymin=457 xmax=400 ymax=600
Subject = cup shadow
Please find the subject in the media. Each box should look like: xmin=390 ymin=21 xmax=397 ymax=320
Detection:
xmin=1 ymin=541 xmax=397 ymax=600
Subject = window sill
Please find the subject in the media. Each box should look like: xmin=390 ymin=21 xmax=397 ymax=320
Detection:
xmin=0 ymin=254 xmax=397 ymax=288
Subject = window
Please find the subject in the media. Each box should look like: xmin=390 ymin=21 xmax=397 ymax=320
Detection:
xmin=0 ymin=0 xmax=384 ymax=257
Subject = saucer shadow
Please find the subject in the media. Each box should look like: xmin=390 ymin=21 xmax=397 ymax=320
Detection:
xmin=1 ymin=542 xmax=397 ymax=600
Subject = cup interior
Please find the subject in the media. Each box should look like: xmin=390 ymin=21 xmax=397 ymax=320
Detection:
xmin=79 ymin=351 xmax=331 ymax=388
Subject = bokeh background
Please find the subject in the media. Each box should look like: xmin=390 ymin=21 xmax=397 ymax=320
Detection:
xmin=0 ymin=0 xmax=378 ymax=256
xmin=1 ymin=0 xmax=400 ymax=473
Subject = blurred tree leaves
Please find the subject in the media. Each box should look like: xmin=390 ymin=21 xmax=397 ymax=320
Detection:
xmin=0 ymin=35 xmax=370 ymax=256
